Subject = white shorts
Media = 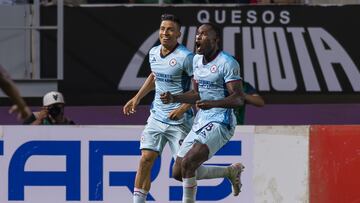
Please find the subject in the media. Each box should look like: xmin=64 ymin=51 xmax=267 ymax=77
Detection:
xmin=177 ymin=122 xmax=235 ymax=159
xmin=140 ymin=116 xmax=192 ymax=159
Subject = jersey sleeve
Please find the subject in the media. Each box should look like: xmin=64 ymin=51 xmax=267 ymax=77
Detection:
xmin=148 ymin=46 xmax=157 ymax=64
xmin=183 ymin=53 xmax=194 ymax=77
xmin=223 ymin=59 xmax=242 ymax=83
xmin=22 ymin=113 xmax=36 ymax=125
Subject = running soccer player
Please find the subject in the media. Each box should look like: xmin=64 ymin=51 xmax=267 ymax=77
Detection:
xmin=123 ymin=14 xmax=194 ymax=203
xmin=160 ymin=23 xmax=245 ymax=203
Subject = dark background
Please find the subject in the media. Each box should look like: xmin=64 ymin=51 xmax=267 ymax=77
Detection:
xmin=37 ymin=5 xmax=360 ymax=106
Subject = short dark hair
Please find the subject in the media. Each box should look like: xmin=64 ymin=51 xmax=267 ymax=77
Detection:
xmin=161 ymin=13 xmax=182 ymax=29
xmin=203 ymin=23 xmax=221 ymax=39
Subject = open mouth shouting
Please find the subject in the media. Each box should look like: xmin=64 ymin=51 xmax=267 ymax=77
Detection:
xmin=195 ymin=41 xmax=202 ymax=54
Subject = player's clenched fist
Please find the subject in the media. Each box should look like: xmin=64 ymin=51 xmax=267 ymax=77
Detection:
xmin=160 ymin=91 xmax=174 ymax=104
xmin=196 ymin=100 xmax=214 ymax=110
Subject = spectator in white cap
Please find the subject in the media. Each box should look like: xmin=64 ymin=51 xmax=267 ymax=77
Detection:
xmin=23 ymin=91 xmax=75 ymax=125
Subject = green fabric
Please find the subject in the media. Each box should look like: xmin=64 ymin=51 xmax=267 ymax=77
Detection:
xmin=234 ymin=105 xmax=246 ymax=125
xmin=42 ymin=119 xmax=52 ymax=125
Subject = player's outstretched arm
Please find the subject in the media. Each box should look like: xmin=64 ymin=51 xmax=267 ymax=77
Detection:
xmin=123 ymin=73 xmax=155 ymax=115
xmin=244 ymin=93 xmax=265 ymax=107
xmin=160 ymin=79 xmax=200 ymax=104
xmin=160 ymin=89 xmax=200 ymax=105
xmin=0 ymin=65 xmax=31 ymax=120
xmin=8 ymin=105 xmax=31 ymax=121
xmin=196 ymin=80 xmax=244 ymax=110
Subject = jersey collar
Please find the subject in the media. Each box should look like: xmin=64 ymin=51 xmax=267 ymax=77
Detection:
xmin=160 ymin=43 xmax=179 ymax=58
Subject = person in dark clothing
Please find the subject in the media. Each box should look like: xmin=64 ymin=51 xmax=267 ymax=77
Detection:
xmin=23 ymin=91 xmax=75 ymax=125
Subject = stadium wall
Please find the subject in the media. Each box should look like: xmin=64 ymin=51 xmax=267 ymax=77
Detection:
xmin=1 ymin=125 xmax=359 ymax=202
xmin=2 ymin=103 xmax=360 ymax=125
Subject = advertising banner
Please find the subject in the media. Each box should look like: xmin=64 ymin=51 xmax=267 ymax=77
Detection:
xmin=38 ymin=5 xmax=360 ymax=105
xmin=1 ymin=124 xmax=359 ymax=202
xmin=0 ymin=125 xmax=254 ymax=203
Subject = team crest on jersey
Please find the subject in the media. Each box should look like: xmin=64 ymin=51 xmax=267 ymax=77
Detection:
xmin=210 ymin=65 xmax=217 ymax=73
xmin=169 ymin=58 xmax=177 ymax=66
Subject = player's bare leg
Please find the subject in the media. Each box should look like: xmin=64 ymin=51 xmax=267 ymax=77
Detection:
xmin=172 ymin=157 xmax=183 ymax=181
xmin=133 ymin=150 xmax=158 ymax=203
xmin=181 ymin=143 xmax=209 ymax=203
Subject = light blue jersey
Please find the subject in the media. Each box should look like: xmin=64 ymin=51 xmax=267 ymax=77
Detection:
xmin=149 ymin=43 xmax=194 ymax=125
xmin=192 ymin=51 xmax=242 ymax=131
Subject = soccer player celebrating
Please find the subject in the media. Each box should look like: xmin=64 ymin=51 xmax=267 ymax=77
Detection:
xmin=123 ymin=14 xmax=194 ymax=203
xmin=160 ymin=23 xmax=245 ymax=203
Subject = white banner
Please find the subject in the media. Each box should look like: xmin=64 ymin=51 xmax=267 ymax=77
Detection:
xmin=0 ymin=125 xmax=254 ymax=203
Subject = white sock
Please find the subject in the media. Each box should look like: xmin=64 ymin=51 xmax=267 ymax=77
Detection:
xmin=182 ymin=177 xmax=197 ymax=203
xmin=196 ymin=165 xmax=229 ymax=180
xmin=133 ymin=188 xmax=148 ymax=203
